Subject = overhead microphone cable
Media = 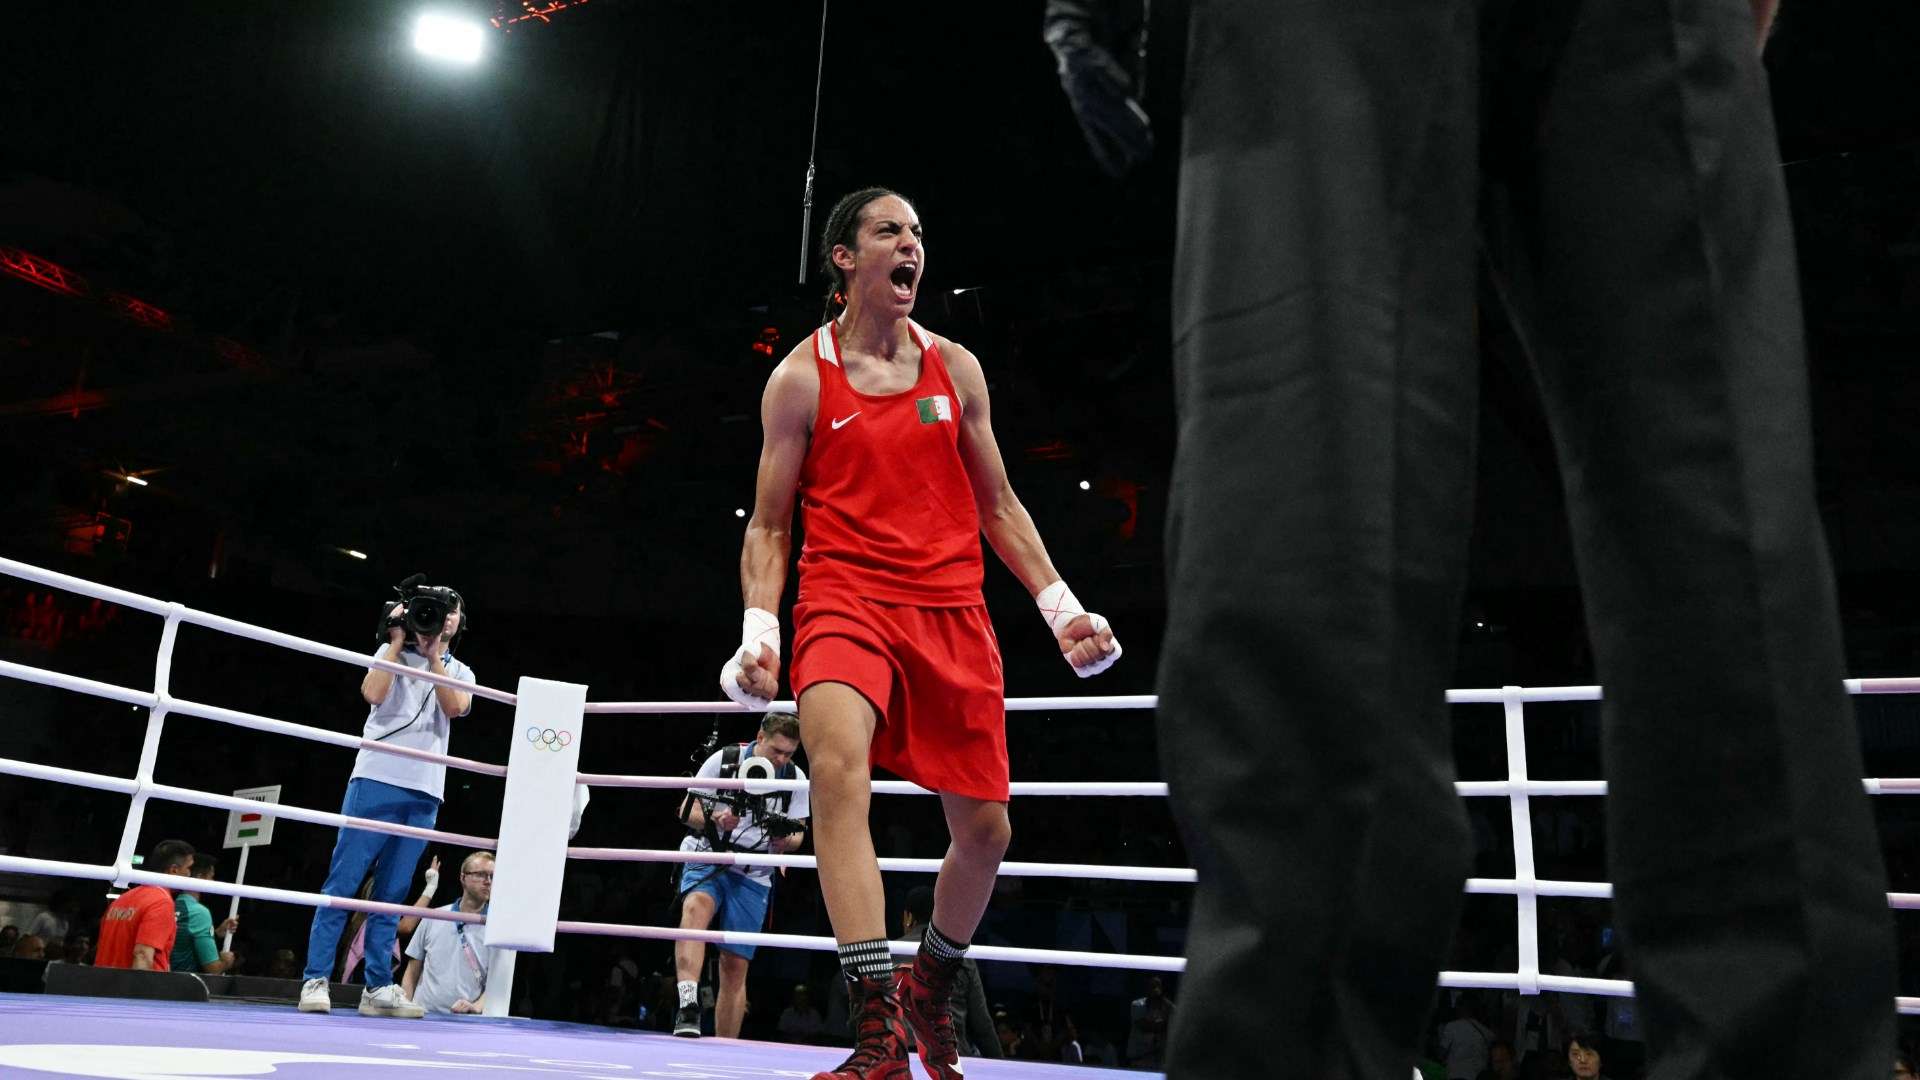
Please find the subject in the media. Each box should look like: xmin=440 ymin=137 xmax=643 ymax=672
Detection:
xmin=798 ymin=0 xmax=830 ymax=284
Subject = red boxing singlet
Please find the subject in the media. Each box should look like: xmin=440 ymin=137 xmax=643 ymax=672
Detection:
xmin=795 ymin=319 xmax=984 ymax=607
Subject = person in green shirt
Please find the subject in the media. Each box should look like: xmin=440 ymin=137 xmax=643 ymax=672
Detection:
xmin=171 ymin=853 xmax=239 ymax=974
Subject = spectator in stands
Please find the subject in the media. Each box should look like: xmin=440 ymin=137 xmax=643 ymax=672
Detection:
xmin=170 ymin=853 xmax=240 ymax=974
xmin=1894 ymin=1052 xmax=1916 ymax=1080
xmin=1081 ymin=1025 xmax=1121 ymax=1066
xmin=1126 ymin=975 xmax=1175 ymax=1069
xmin=400 ymin=850 xmax=496 ymax=1014
xmin=62 ymin=933 xmax=91 ymax=965
xmin=267 ymin=948 xmax=300 ymax=980
xmin=1477 ymin=1039 xmax=1519 ymax=1080
xmin=96 ymin=839 xmax=196 ymax=970
xmin=777 ymin=983 xmax=828 ymax=1044
xmin=994 ymin=1007 xmax=1023 ymax=1059
xmin=1021 ymin=964 xmax=1070 ymax=1061
xmin=27 ymin=891 xmax=76 ymax=946
xmin=1439 ymin=994 xmax=1498 ymax=1080
xmin=0 ymin=926 xmax=18 ymax=954
xmin=602 ymin=949 xmax=642 ymax=1026
xmin=899 ymin=885 xmax=1000 ymax=1058
xmin=12 ymin=935 xmax=45 ymax=961
xmin=1594 ymin=942 xmax=1644 ymax=1077
xmin=1567 ymin=1031 xmax=1611 ymax=1080
xmin=1058 ymin=1015 xmax=1085 ymax=1064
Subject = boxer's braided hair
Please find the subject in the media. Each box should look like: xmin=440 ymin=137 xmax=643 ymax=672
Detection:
xmin=818 ymin=186 xmax=914 ymax=323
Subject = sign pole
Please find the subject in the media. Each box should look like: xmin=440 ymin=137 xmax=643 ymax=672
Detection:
xmin=223 ymin=845 xmax=250 ymax=953
xmin=221 ymin=784 xmax=282 ymax=956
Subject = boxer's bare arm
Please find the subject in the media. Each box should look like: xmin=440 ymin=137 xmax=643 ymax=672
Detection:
xmin=943 ymin=336 xmax=1064 ymax=597
xmin=741 ymin=348 xmax=816 ymax=613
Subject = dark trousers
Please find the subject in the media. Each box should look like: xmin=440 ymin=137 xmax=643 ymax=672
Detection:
xmin=1157 ymin=1 xmax=1895 ymax=1077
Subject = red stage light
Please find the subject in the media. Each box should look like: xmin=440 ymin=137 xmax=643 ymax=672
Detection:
xmin=0 ymin=246 xmax=87 ymax=296
xmin=490 ymin=0 xmax=591 ymax=31
xmin=215 ymin=337 xmax=263 ymax=368
xmin=1024 ymin=440 xmax=1074 ymax=462
xmin=752 ymin=325 xmax=781 ymax=358
xmin=106 ymin=293 xmax=173 ymax=330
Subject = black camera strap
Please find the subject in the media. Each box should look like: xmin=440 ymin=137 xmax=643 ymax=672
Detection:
xmin=371 ymin=691 xmax=432 ymax=743
xmin=370 ymin=645 xmax=437 ymax=743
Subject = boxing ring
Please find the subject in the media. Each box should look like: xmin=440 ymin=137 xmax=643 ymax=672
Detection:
xmin=1 ymin=553 xmax=1918 ymax=1078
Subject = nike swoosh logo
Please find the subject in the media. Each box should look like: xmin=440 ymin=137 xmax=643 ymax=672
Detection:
xmin=831 ymin=412 xmax=860 ymax=430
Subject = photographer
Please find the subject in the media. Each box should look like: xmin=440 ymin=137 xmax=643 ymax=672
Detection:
xmin=297 ymin=577 xmax=474 ymax=1020
xmin=671 ymin=714 xmax=809 ymax=1039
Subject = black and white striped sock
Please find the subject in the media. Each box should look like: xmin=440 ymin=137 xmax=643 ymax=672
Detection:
xmin=922 ymin=922 xmax=968 ymax=964
xmin=838 ymin=938 xmax=895 ymax=983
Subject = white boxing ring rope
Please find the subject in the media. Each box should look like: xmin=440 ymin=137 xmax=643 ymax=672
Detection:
xmin=6 ymin=556 xmax=1920 ymax=1018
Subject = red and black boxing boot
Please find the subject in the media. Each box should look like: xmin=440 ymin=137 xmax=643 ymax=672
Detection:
xmin=809 ymin=973 xmax=910 ymax=1080
xmin=897 ymin=948 xmax=965 ymax=1079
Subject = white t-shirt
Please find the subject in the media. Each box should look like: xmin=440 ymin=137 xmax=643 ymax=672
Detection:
xmin=678 ymin=743 xmax=810 ymax=886
xmin=25 ymin=910 xmax=68 ymax=943
xmin=404 ymin=904 xmax=492 ymax=1014
xmin=352 ymin=643 xmax=475 ymax=801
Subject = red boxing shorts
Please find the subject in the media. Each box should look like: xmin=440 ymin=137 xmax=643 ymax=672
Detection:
xmin=791 ymin=596 xmax=1009 ymax=803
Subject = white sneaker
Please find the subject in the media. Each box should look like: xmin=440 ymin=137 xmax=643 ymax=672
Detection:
xmin=297 ymin=977 xmax=331 ymax=1013
xmin=358 ymin=984 xmax=425 ymax=1018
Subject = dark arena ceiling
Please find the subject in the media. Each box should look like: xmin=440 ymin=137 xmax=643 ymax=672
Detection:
xmin=0 ymin=0 xmax=1916 ymax=683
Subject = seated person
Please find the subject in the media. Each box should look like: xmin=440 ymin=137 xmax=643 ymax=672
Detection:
xmin=170 ymin=853 xmax=239 ymax=974
xmin=96 ymin=840 xmax=196 ymax=971
xmin=1567 ymin=1031 xmax=1612 ymax=1080
xmin=401 ymin=850 xmax=496 ymax=1014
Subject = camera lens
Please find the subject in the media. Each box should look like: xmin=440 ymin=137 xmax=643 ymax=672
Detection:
xmin=407 ymin=596 xmax=448 ymax=635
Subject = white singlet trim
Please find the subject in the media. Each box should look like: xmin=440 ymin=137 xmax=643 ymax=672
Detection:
xmin=815 ymin=320 xmax=933 ymax=367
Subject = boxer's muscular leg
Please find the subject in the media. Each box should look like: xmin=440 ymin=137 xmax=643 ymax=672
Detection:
xmin=930 ymin=794 xmax=1011 ymax=943
xmin=800 ymin=681 xmax=886 ymax=944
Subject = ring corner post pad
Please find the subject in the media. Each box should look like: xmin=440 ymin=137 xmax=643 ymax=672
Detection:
xmin=489 ymin=675 xmax=587 ymax=956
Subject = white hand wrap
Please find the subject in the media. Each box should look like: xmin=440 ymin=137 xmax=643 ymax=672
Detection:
xmin=1035 ymin=580 xmax=1122 ymax=678
xmin=719 ymin=607 xmax=781 ymax=709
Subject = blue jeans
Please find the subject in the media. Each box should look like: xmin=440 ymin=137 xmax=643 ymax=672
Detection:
xmin=304 ymin=777 xmax=439 ymax=986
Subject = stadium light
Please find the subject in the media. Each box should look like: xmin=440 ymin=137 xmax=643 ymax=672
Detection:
xmin=413 ymin=12 xmax=487 ymax=64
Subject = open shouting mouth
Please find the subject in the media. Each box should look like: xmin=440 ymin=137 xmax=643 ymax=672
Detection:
xmin=889 ymin=261 xmax=918 ymax=302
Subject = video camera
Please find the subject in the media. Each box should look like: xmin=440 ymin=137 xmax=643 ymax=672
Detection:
xmin=376 ymin=573 xmax=467 ymax=651
xmin=705 ymin=790 xmax=807 ymax=843
xmin=681 ymin=728 xmax=806 ymax=848
xmin=708 ymin=755 xmax=808 ymax=842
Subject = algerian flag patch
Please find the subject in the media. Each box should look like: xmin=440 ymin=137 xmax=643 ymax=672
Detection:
xmin=916 ymin=395 xmax=953 ymax=424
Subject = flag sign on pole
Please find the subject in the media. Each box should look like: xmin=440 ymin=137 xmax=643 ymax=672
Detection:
xmin=223 ymin=785 xmax=282 ymax=848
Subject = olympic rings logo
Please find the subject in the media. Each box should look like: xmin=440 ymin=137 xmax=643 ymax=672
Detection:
xmin=525 ymin=727 xmax=573 ymax=752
